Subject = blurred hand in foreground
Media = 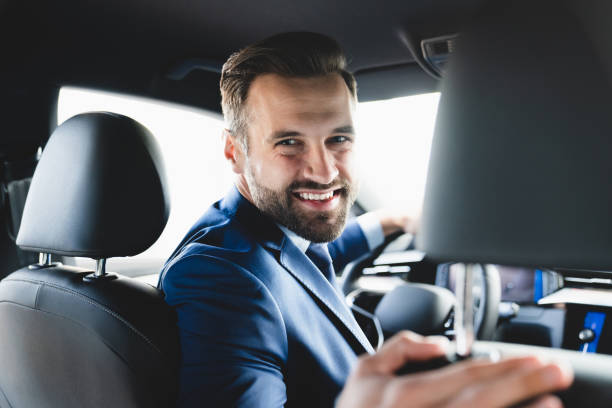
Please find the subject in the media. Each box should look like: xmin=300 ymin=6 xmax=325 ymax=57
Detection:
xmin=336 ymin=331 xmax=573 ymax=408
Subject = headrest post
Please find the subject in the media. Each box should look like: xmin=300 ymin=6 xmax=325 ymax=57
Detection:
xmin=454 ymin=263 xmax=474 ymax=357
xmin=83 ymin=258 xmax=116 ymax=282
xmin=95 ymin=259 xmax=107 ymax=277
xmin=28 ymin=252 xmax=60 ymax=270
xmin=39 ymin=253 xmax=52 ymax=266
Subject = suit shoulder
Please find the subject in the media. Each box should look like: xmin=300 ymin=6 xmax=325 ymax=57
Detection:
xmin=161 ymin=252 xmax=271 ymax=303
xmin=165 ymin=210 xmax=255 ymax=272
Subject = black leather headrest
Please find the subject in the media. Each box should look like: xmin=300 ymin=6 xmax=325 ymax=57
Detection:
xmin=417 ymin=1 xmax=612 ymax=271
xmin=17 ymin=112 xmax=170 ymax=258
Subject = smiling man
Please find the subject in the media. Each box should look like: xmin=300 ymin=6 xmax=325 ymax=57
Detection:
xmin=160 ymin=32 xmax=572 ymax=408
xmin=231 ymin=72 xmax=358 ymax=243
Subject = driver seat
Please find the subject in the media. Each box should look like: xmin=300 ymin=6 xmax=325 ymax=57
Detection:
xmin=0 ymin=112 xmax=179 ymax=408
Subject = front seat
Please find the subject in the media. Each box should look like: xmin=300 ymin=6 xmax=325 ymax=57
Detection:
xmin=0 ymin=112 xmax=179 ymax=408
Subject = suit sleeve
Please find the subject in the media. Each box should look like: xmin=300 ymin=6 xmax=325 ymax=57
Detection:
xmin=328 ymin=219 xmax=370 ymax=273
xmin=161 ymin=254 xmax=289 ymax=408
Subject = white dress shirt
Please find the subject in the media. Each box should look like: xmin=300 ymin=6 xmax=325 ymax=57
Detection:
xmin=277 ymin=213 xmax=385 ymax=255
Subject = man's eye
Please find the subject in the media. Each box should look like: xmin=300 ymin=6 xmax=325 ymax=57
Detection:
xmin=276 ymin=139 xmax=298 ymax=146
xmin=328 ymin=135 xmax=352 ymax=144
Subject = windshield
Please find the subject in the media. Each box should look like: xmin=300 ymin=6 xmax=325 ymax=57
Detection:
xmin=356 ymin=93 xmax=439 ymax=215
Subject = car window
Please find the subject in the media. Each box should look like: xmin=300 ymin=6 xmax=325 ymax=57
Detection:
xmin=57 ymin=87 xmax=439 ymax=274
xmin=355 ymin=93 xmax=439 ymax=215
xmin=58 ymin=87 xmax=232 ymax=274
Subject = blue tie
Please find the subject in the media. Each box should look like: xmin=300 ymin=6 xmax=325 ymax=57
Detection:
xmin=306 ymin=243 xmax=335 ymax=284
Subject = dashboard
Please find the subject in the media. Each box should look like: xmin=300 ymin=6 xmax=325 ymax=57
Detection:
xmin=346 ymin=234 xmax=612 ymax=357
xmin=435 ymin=264 xmax=562 ymax=305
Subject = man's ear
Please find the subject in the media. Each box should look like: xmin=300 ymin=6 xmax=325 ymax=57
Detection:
xmin=223 ymin=129 xmax=245 ymax=174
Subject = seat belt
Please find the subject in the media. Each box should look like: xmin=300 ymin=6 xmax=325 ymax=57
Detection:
xmin=1 ymin=151 xmax=40 ymax=266
xmin=4 ymin=178 xmax=31 ymax=241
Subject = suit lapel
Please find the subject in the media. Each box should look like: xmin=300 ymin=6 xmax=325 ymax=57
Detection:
xmin=228 ymin=186 xmax=374 ymax=354
xmin=277 ymin=238 xmax=374 ymax=354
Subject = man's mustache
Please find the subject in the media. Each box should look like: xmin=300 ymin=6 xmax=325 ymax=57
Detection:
xmin=288 ymin=179 xmax=351 ymax=191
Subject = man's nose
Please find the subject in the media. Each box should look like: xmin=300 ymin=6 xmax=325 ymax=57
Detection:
xmin=303 ymin=145 xmax=339 ymax=185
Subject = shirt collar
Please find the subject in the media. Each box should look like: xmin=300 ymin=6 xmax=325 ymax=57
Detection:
xmin=277 ymin=224 xmax=311 ymax=253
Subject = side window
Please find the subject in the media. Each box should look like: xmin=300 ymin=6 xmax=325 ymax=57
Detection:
xmin=55 ymin=88 xmax=440 ymax=278
xmin=57 ymin=87 xmax=233 ymax=276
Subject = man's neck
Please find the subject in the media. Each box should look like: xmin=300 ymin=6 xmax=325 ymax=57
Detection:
xmin=276 ymin=223 xmax=311 ymax=253
xmin=233 ymin=183 xmax=322 ymax=253
xmin=234 ymin=178 xmax=255 ymax=205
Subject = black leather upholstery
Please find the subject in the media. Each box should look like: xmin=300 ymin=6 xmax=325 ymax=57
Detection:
xmin=0 ymin=267 xmax=179 ymax=408
xmin=17 ymin=112 xmax=170 ymax=258
xmin=417 ymin=0 xmax=612 ymax=272
xmin=0 ymin=112 xmax=178 ymax=407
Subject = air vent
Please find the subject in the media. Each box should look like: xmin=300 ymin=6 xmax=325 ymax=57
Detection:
xmin=421 ymin=34 xmax=458 ymax=77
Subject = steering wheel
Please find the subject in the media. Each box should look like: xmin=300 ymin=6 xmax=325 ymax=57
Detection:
xmin=436 ymin=263 xmax=501 ymax=340
xmin=341 ymin=232 xmax=501 ymax=341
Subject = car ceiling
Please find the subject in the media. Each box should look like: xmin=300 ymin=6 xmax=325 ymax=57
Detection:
xmin=0 ymin=0 xmax=484 ymax=155
xmin=1 ymin=0 xmax=486 ymax=91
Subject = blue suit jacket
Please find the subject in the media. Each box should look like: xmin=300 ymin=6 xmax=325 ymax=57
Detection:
xmin=160 ymin=187 xmax=374 ymax=407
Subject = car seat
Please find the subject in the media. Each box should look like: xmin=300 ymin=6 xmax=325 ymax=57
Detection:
xmin=0 ymin=112 xmax=179 ymax=408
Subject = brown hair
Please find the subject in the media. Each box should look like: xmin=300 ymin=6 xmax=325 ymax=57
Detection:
xmin=220 ymin=32 xmax=357 ymax=149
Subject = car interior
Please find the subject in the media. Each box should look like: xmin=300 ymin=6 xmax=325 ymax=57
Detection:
xmin=1 ymin=0 xmax=612 ymax=406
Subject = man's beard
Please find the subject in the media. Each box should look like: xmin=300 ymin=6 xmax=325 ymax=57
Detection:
xmin=246 ymin=173 xmax=358 ymax=243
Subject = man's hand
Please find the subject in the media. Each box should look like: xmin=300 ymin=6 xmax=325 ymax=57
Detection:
xmin=372 ymin=210 xmax=419 ymax=237
xmin=336 ymin=331 xmax=573 ymax=408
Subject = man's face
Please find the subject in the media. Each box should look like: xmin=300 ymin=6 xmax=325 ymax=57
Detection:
xmin=228 ymin=73 xmax=358 ymax=243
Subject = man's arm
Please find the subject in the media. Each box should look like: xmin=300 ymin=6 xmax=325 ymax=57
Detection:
xmin=337 ymin=331 xmax=573 ymax=408
xmin=162 ymin=255 xmax=288 ymax=407
xmin=329 ymin=210 xmax=417 ymax=272
xmin=373 ymin=210 xmax=418 ymax=237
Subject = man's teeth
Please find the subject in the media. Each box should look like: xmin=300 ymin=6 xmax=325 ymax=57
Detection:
xmin=299 ymin=191 xmax=334 ymax=201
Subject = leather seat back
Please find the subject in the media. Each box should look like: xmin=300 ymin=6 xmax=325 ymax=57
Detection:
xmin=0 ymin=112 xmax=178 ymax=408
